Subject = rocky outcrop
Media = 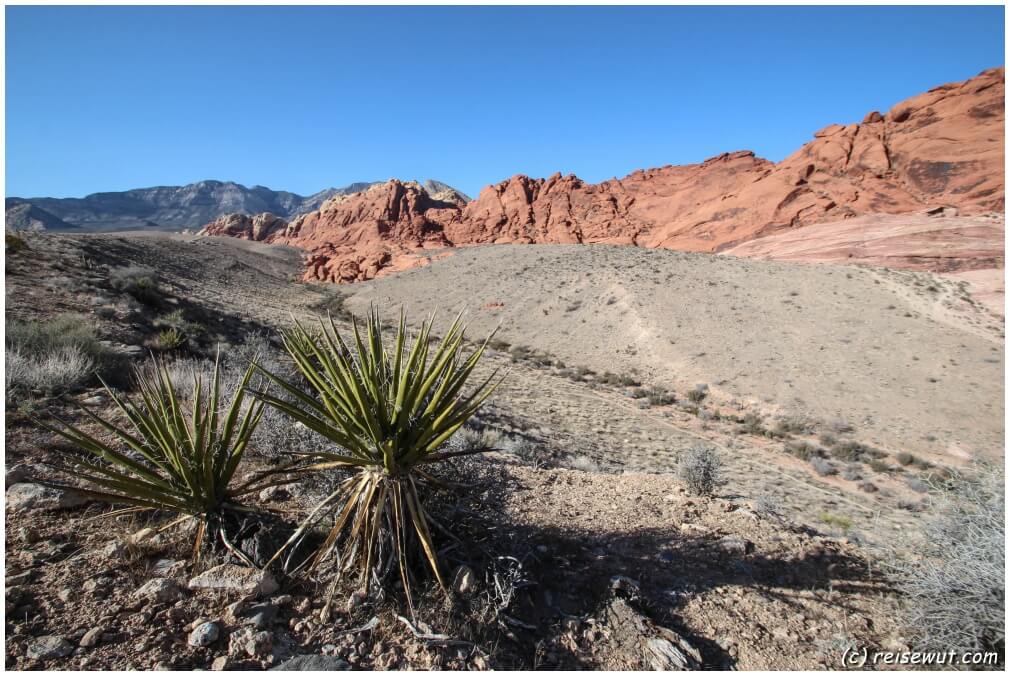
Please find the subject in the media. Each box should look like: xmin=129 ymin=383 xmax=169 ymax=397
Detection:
xmin=199 ymin=212 xmax=288 ymax=242
xmin=201 ymin=180 xmax=465 ymax=283
xmin=460 ymin=67 xmax=1004 ymax=253
xmin=201 ymin=67 xmax=1003 ymax=282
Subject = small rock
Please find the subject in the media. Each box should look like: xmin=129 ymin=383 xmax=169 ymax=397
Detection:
xmin=6 ymin=464 xmax=30 ymax=486
xmin=345 ymin=590 xmax=366 ymax=613
xmin=211 ymin=656 xmax=230 ymax=671
xmin=272 ymin=594 xmax=292 ymax=606
xmin=259 ymin=485 xmax=290 ymax=502
xmin=229 ymin=627 xmax=273 ymax=658
xmin=224 ymin=600 xmax=246 ymax=623
xmin=151 ymin=559 xmax=183 ymax=577
xmin=271 ymin=655 xmax=351 ymax=671
xmin=58 ymin=588 xmax=74 ymax=603
xmin=452 ymin=565 xmax=476 ymax=596
xmin=133 ymin=578 xmax=184 ymax=603
xmin=716 ymin=535 xmax=754 ymax=556
xmin=28 ymin=636 xmax=74 ymax=660
xmin=246 ymin=603 xmax=278 ymax=629
xmin=610 ymin=575 xmax=640 ymax=594
xmin=100 ymin=541 xmax=127 ymax=558
xmin=188 ymin=564 xmax=279 ymax=597
xmin=6 ymin=483 xmax=87 ymax=511
xmin=80 ymin=628 xmax=104 ymax=648
xmin=188 ymin=621 xmax=220 ymax=648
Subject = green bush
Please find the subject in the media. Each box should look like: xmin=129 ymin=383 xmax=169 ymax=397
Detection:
xmin=37 ymin=357 xmax=271 ymax=562
xmin=255 ymin=308 xmax=503 ymax=607
xmin=110 ymin=266 xmax=161 ymax=305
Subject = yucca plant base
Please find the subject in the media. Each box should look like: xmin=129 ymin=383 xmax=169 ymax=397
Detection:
xmin=257 ymin=308 xmax=502 ymax=609
xmin=37 ymin=356 xmax=288 ymax=566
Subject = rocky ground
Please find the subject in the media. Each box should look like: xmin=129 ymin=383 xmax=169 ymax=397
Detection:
xmin=3 ymin=230 xmax=1001 ymax=670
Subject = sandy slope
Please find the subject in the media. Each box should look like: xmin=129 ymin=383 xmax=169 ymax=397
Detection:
xmin=342 ymin=244 xmax=1004 ymax=463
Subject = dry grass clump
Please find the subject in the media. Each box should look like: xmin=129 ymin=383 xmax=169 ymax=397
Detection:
xmin=5 ymin=315 xmax=111 ymax=400
xmin=678 ymin=444 xmax=723 ymax=496
xmin=887 ymin=465 xmax=1005 ymax=660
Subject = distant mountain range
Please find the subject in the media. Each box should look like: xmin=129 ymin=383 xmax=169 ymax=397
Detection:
xmin=5 ymin=179 xmax=469 ymax=232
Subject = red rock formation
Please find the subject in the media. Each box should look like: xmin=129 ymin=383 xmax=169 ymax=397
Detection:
xmin=201 ymin=67 xmax=1004 ymax=282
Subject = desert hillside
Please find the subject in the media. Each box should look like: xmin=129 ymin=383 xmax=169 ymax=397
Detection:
xmin=201 ymin=68 xmax=1004 ymax=284
xmin=340 ymin=243 xmax=1004 ymax=464
xmin=4 ymin=231 xmax=1001 ymax=670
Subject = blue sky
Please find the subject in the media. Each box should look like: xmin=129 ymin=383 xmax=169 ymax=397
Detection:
xmin=5 ymin=5 xmax=1004 ymax=199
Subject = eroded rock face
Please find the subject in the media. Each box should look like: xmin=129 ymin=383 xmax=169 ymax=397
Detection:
xmin=200 ymin=68 xmax=1004 ymax=282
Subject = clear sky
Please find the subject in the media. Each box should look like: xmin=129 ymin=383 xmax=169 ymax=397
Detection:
xmin=5 ymin=5 xmax=1005 ymax=199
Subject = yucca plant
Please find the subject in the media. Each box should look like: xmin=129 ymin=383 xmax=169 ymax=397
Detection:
xmin=37 ymin=355 xmax=278 ymax=563
xmin=254 ymin=308 xmax=503 ymax=610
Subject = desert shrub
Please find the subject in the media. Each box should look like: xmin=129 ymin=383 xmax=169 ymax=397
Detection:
xmin=905 ymin=476 xmax=929 ymax=493
xmin=896 ymin=451 xmax=915 ymax=466
xmin=686 ymin=384 xmax=709 ymax=403
xmin=617 ymin=374 xmax=641 ymax=387
xmin=5 ymin=315 xmax=109 ymax=398
xmin=887 ymin=466 xmax=1004 ymax=659
xmin=6 ymin=345 xmax=95 ymax=398
xmin=868 ymin=458 xmax=895 ymax=474
xmin=599 ymin=372 xmax=621 ymax=385
xmin=152 ymin=328 xmax=186 ymax=351
xmin=842 ymin=464 xmax=863 ymax=481
xmin=754 ymin=494 xmax=782 ymax=520
xmin=678 ymin=444 xmax=723 ymax=496
xmin=449 ymin=425 xmax=503 ymax=455
xmin=109 ymin=265 xmax=161 ymax=305
xmin=563 ymin=455 xmax=600 ymax=472
xmin=6 ymin=231 xmax=27 ymax=253
xmin=810 ymin=457 xmax=837 ymax=476
xmin=828 ymin=441 xmax=863 ymax=462
xmin=628 ymin=387 xmax=647 ymax=399
xmin=784 ymin=440 xmax=825 ymax=461
xmin=37 ymin=357 xmax=273 ymax=562
xmin=818 ymin=512 xmax=853 ymax=533
xmin=774 ymin=415 xmax=815 ymax=435
xmin=644 ymin=386 xmax=675 ymax=406
xmin=508 ymin=344 xmax=532 ymax=362
xmin=740 ymin=412 xmax=766 ymax=435
xmin=256 ymin=309 xmax=503 ymax=606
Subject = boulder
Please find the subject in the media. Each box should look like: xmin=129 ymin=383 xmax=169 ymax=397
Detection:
xmin=188 ymin=564 xmax=279 ymax=597
xmin=271 ymin=655 xmax=352 ymax=671
xmin=6 ymin=483 xmax=86 ymax=512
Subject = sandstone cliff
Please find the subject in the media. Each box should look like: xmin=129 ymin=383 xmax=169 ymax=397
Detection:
xmin=202 ymin=67 xmax=1004 ymax=282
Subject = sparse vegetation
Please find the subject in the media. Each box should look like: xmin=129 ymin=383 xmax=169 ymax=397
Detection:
xmin=888 ymin=465 xmax=1004 ymax=658
xmin=109 ymin=265 xmax=162 ymax=305
xmin=678 ymin=444 xmax=723 ymax=496
xmin=784 ymin=440 xmax=825 ymax=461
xmin=5 ymin=315 xmax=111 ymax=399
xmin=686 ymin=383 xmax=709 ymax=403
xmin=818 ymin=512 xmax=853 ymax=533
xmin=810 ymin=457 xmax=837 ymax=476
xmin=6 ymin=231 xmax=27 ymax=253
xmin=152 ymin=327 xmax=186 ymax=351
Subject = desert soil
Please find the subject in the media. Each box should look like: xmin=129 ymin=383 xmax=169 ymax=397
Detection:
xmin=4 ymin=230 xmax=1002 ymax=670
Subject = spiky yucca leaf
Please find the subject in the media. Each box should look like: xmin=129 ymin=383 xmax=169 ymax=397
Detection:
xmin=37 ymin=355 xmax=273 ymax=560
xmin=254 ymin=308 xmax=502 ymax=609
